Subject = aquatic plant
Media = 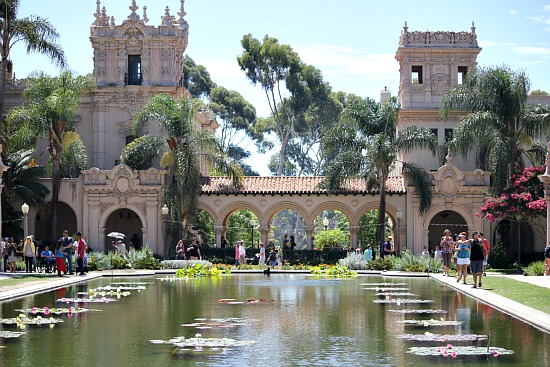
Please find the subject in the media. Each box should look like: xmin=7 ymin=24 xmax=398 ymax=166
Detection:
xmin=373 ymin=299 xmax=433 ymax=304
xmin=397 ymin=333 xmax=486 ymax=342
xmin=181 ymin=317 xmax=258 ymax=329
xmin=16 ymin=307 xmax=101 ymax=315
xmin=388 ymin=309 xmax=448 ymax=315
xmin=150 ymin=333 xmax=256 ymax=351
xmin=77 ymin=290 xmax=131 ymax=298
xmin=360 ymin=283 xmax=407 ymax=286
xmin=1 ymin=314 xmax=64 ymax=328
xmin=363 ymin=287 xmax=410 ymax=291
xmin=407 ymin=345 xmax=514 ymax=357
xmin=175 ymin=263 xmax=223 ymax=278
xmin=400 ymin=319 xmax=463 ymax=327
xmin=375 ymin=292 xmax=416 ymax=296
xmin=57 ymin=297 xmax=117 ymax=304
xmin=0 ymin=331 xmax=26 ymax=338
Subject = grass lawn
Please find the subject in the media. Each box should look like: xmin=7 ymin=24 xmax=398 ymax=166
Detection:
xmin=0 ymin=275 xmax=56 ymax=291
xmin=481 ymin=276 xmax=550 ymax=315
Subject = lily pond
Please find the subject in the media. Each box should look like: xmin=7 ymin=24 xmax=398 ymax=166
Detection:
xmin=1 ymin=274 xmax=549 ymax=366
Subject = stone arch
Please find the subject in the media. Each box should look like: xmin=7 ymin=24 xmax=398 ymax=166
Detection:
xmin=98 ymin=205 xmax=147 ymax=252
xmin=218 ymin=201 xmax=263 ymax=226
xmin=99 ymin=204 xmax=147 ymax=229
xmin=354 ymin=202 xmax=402 ymax=227
xmin=196 ymin=202 xmax=220 ymax=224
xmin=261 ymin=201 xmax=310 ymax=228
xmin=424 ymin=206 xmax=474 ymax=233
xmin=34 ymin=201 xmax=78 ymax=245
xmin=308 ymin=201 xmax=354 ymax=226
xmin=426 ymin=208 xmax=470 ymax=252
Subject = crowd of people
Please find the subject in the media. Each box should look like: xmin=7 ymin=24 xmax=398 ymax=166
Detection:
xmin=0 ymin=230 xmax=89 ymax=276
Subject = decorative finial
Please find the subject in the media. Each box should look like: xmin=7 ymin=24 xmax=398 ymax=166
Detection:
xmin=471 ymin=21 xmax=476 ymax=34
xmin=143 ymin=5 xmax=149 ymax=23
xmin=403 ymin=21 xmax=408 ymax=33
xmin=161 ymin=6 xmax=175 ymax=26
xmin=445 ymin=150 xmax=453 ymax=165
xmin=110 ymin=16 xmax=115 ymax=28
xmin=128 ymin=0 xmax=140 ymax=21
xmin=96 ymin=0 xmax=101 ymax=15
xmin=177 ymin=0 xmax=188 ymax=28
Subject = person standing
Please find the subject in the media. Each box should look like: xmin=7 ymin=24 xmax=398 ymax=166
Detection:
xmin=289 ymin=236 xmax=297 ymax=250
xmin=7 ymin=241 xmax=17 ymax=273
xmin=469 ymin=232 xmax=486 ymax=288
xmin=545 ymin=242 xmax=550 ymax=276
xmin=187 ymin=239 xmax=201 ymax=260
xmin=268 ymin=247 xmax=277 ymax=269
xmin=381 ymin=236 xmax=394 ymax=260
xmin=116 ymin=239 xmax=127 ymax=257
xmin=363 ymin=245 xmax=373 ymax=262
xmin=282 ymin=234 xmax=289 ymax=249
xmin=75 ymin=232 xmax=87 ymax=276
xmin=479 ymin=232 xmax=490 ymax=276
xmin=59 ymin=230 xmax=75 ymax=275
xmin=55 ymin=240 xmax=67 ymax=276
xmin=276 ymin=245 xmax=283 ymax=268
xmin=0 ymin=238 xmax=5 ymax=272
xmin=455 ymin=233 xmax=471 ymax=285
xmin=175 ymin=240 xmax=186 ymax=260
xmin=440 ymin=229 xmax=454 ymax=277
xmin=238 ymin=240 xmax=247 ymax=264
xmin=258 ymin=242 xmax=266 ymax=266
xmin=22 ymin=236 xmax=35 ymax=273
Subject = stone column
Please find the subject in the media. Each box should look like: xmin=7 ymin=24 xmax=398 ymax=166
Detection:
xmin=349 ymin=225 xmax=360 ymax=249
xmin=537 ymin=142 xmax=550 ymax=247
xmin=214 ymin=225 xmax=226 ymax=248
xmin=98 ymin=227 xmax=107 ymax=252
xmin=304 ymin=225 xmax=314 ymax=250
xmin=259 ymin=225 xmax=270 ymax=247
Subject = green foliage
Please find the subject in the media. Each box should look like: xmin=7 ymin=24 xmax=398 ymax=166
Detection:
xmin=60 ymin=138 xmax=88 ymax=178
xmin=530 ymin=89 xmax=549 ymax=96
xmin=366 ymin=257 xmax=393 ymax=271
xmin=225 ymin=210 xmax=259 ymax=247
xmin=314 ymin=229 xmax=349 ymax=250
xmin=123 ymin=135 xmax=164 ymax=170
xmin=89 ymin=252 xmax=128 ymax=270
xmin=524 ymin=261 xmax=546 ymax=276
xmin=175 ymin=263 xmax=222 ymax=278
xmin=358 ymin=210 xmax=391 ymax=249
xmin=310 ymin=265 xmax=357 ymax=277
xmin=390 ymin=250 xmax=442 ymax=272
xmin=183 ymin=55 xmax=216 ymax=98
xmin=127 ymin=245 xmax=161 ymax=270
xmin=488 ymin=241 xmax=513 ymax=269
xmin=161 ymin=259 xmax=211 ymax=269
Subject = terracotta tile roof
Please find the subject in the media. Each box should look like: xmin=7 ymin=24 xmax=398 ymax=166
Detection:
xmin=200 ymin=176 xmax=405 ymax=195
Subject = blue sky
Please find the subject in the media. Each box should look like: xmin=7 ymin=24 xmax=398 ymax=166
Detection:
xmin=10 ymin=0 xmax=550 ymax=174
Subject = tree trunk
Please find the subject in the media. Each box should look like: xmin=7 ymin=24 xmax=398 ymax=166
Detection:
xmin=0 ymin=47 xmax=7 ymax=143
xmin=376 ymin=174 xmax=388 ymax=251
xmin=50 ymin=149 xmax=62 ymax=243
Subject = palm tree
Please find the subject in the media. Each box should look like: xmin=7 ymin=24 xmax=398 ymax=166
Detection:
xmin=1 ymin=149 xmax=49 ymax=237
xmin=322 ymin=96 xmax=438 ymax=248
xmin=6 ymin=71 xmax=93 ymax=241
xmin=0 ymin=0 xmax=66 ymax=139
xmin=131 ymin=93 xmax=242 ymax=245
xmin=441 ymin=66 xmax=550 ymax=193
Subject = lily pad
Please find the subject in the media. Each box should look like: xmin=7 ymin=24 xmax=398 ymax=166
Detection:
xmin=95 ymin=285 xmax=146 ymax=291
xmin=407 ymin=345 xmax=514 ymax=357
xmin=397 ymin=333 xmax=487 ymax=342
xmin=150 ymin=333 xmax=256 ymax=352
xmin=388 ymin=309 xmax=448 ymax=315
xmin=373 ymin=299 xmax=433 ymax=304
xmin=57 ymin=297 xmax=117 ymax=304
xmin=16 ymin=307 xmax=102 ymax=315
xmin=0 ymin=331 xmax=26 ymax=339
xmin=400 ymin=319 xmax=463 ymax=327
xmin=363 ymin=287 xmax=410 ymax=291
xmin=360 ymin=283 xmax=407 ymax=286
xmin=376 ymin=292 xmax=417 ymax=296
xmin=77 ymin=290 xmax=132 ymax=298
xmin=1 ymin=315 xmax=64 ymax=327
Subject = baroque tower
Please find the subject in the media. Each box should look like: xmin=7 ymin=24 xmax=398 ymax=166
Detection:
xmin=84 ymin=0 xmax=189 ymax=169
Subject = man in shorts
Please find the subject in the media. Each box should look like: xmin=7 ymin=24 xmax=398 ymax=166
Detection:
xmin=479 ymin=232 xmax=490 ymax=276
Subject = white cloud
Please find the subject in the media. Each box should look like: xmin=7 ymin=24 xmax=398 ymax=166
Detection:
xmin=527 ymin=15 xmax=550 ymax=25
xmin=543 ymin=5 xmax=550 ymax=11
xmin=508 ymin=9 xmax=519 ymax=16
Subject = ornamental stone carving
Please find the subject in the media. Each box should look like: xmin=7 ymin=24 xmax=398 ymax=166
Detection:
xmin=432 ymin=162 xmax=465 ymax=202
xmin=106 ymin=164 xmax=140 ymax=197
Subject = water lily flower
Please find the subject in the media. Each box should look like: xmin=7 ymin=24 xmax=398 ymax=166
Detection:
xmin=451 ymin=352 xmax=457 ymax=358
xmin=447 ymin=344 xmax=453 ymax=349
xmin=493 ymin=350 xmax=499 ymax=357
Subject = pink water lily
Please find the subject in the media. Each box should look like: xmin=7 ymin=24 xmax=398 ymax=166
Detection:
xmin=493 ymin=350 xmax=499 ymax=357
xmin=446 ymin=343 xmax=453 ymax=349
xmin=451 ymin=352 xmax=457 ymax=358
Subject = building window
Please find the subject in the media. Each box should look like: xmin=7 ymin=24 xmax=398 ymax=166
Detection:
xmin=412 ymin=65 xmax=423 ymax=84
xmin=444 ymin=128 xmax=454 ymax=143
xmin=458 ymin=66 xmax=468 ymax=85
xmin=125 ymin=135 xmax=135 ymax=145
xmin=127 ymin=55 xmax=142 ymax=86
xmin=430 ymin=128 xmax=438 ymax=140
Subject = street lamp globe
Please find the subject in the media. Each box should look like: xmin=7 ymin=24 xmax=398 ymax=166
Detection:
xmin=21 ymin=202 xmax=29 ymax=214
xmin=161 ymin=204 xmax=169 ymax=216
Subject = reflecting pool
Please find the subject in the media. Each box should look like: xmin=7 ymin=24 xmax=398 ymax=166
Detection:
xmin=0 ymin=274 xmax=549 ymax=366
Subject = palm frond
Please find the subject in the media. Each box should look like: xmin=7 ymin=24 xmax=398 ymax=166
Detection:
xmin=401 ymin=161 xmax=433 ymax=214
xmin=396 ymin=125 xmax=438 ymax=154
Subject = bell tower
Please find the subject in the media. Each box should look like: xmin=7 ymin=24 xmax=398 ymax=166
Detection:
xmin=86 ymin=1 xmax=188 ymax=169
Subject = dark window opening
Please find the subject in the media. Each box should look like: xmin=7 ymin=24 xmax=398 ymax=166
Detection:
xmin=412 ymin=65 xmax=423 ymax=84
xmin=430 ymin=128 xmax=438 ymax=140
xmin=458 ymin=66 xmax=468 ymax=85
xmin=127 ymin=55 xmax=142 ymax=86
xmin=444 ymin=128 xmax=454 ymax=143
xmin=125 ymin=135 xmax=135 ymax=145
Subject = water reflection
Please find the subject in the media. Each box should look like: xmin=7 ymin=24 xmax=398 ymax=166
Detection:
xmin=0 ymin=275 xmax=548 ymax=366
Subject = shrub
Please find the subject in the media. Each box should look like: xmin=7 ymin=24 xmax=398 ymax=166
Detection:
xmin=366 ymin=258 xmax=393 ymax=271
xmin=175 ymin=263 xmax=221 ymax=277
xmin=488 ymin=241 xmax=513 ymax=269
xmin=314 ymin=229 xmax=349 ymax=250
xmin=338 ymin=253 xmax=368 ymax=270
xmin=127 ymin=245 xmax=161 ymax=270
xmin=524 ymin=261 xmax=546 ymax=276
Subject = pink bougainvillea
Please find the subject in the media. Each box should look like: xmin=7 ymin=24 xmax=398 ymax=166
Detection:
xmin=478 ymin=165 xmax=547 ymax=222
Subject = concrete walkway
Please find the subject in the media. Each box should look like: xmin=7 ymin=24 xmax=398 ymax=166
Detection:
xmin=2 ymin=269 xmax=550 ymax=335
xmin=430 ymin=272 xmax=550 ymax=334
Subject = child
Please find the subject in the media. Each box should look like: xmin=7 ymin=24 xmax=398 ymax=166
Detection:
xmin=434 ymin=245 xmax=442 ymax=262
xmin=55 ymin=240 xmax=67 ymax=276
xmin=421 ymin=246 xmax=430 ymax=258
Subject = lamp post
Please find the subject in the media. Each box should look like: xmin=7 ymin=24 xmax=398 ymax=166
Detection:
xmin=323 ymin=217 xmax=329 ymax=231
xmin=161 ymin=204 xmax=169 ymax=259
xmin=249 ymin=218 xmax=257 ymax=248
xmin=21 ymin=203 xmax=29 ymax=239
xmin=396 ymin=210 xmax=402 ymax=256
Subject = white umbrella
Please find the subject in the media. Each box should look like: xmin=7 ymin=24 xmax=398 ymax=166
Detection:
xmin=107 ymin=232 xmax=125 ymax=239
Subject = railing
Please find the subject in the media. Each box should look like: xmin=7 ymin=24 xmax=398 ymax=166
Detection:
xmin=125 ymin=72 xmax=142 ymax=86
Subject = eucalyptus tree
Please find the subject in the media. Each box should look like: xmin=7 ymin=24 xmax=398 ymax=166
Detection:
xmin=183 ymin=55 xmax=216 ymax=98
xmin=238 ymin=34 xmax=333 ymax=176
xmin=131 ymin=93 xmax=243 ymax=241
xmin=441 ymin=66 xmax=550 ymax=193
xmin=6 ymin=71 xmax=93 ymax=240
xmin=322 ymin=96 xmax=438 ymax=247
xmin=0 ymin=0 xmax=66 ymax=139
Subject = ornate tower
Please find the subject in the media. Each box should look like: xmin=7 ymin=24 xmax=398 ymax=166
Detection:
xmin=395 ymin=22 xmax=482 ymax=172
xmin=84 ymin=1 xmax=189 ymax=169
